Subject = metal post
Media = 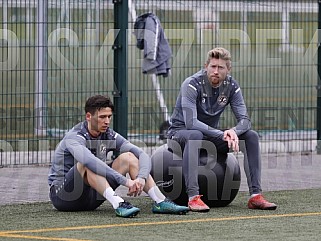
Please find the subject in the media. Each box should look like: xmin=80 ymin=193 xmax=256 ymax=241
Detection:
xmin=35 ymin=0 xmax=48 ymax=136
xmin=317 ymin=0 xmax=321 ymax=154
xmin=113 ymin=0 xmax=128 ymax=138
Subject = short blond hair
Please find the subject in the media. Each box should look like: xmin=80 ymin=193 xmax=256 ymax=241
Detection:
xmin=206 ymin=47 xmax=231 ymax=68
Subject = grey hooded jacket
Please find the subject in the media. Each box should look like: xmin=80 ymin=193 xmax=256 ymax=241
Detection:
xmin=135 ymin=13 xmax=172 ymax=77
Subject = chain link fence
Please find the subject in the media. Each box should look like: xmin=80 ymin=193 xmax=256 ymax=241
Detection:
xmin=0 ymin=0 xmax=319 ymax=165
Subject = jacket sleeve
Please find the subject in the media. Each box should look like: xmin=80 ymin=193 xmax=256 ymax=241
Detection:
xmin=229 ymin=83 xmax=251 ymax=135
xmin=181 ymin=79 xmax=224 ymax=140
xmin=143 ymin=16 xmax=158 ymax=60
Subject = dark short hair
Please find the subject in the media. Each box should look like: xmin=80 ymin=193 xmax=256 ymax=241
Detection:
xmin=84 ymin=95 xmax=114 ymax=114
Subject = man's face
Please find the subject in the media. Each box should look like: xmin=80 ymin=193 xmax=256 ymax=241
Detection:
xmin=86 ymin=107 xmax=112 ymax=137
xmin=205 ymin=58 xmax=230 ymax=87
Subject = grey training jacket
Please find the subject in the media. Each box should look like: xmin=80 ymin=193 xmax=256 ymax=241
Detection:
xmin=48 ymin=121 xmax=151 ymax=187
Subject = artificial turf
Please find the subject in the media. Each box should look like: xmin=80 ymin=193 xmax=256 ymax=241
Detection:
xmin=0 ymin=189 xmax=321 ymax=241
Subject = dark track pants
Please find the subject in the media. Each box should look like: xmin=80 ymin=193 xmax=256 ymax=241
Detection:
xmin=168 ymin=129 xmax=262 ymax=197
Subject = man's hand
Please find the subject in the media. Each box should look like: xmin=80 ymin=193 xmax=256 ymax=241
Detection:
xmin=126 ymin=178 xmax=146 ymax=197
xmin=126 ymin=179 xmax=139 ymax=197
xmin=223 ymin=128 xmax=239 ymax=152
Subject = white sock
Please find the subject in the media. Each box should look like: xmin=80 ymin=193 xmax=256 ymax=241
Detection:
xmin=250 ymin=193 xmax=260 ymax=198
xmin=103 ymin=187 xmax=124 ymax=209
xmin=147 ymin=186 xmax=166 ymax=204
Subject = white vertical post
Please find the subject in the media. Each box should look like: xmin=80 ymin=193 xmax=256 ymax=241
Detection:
xmin=241 ymin=4 xmax=247 ymax=45
xmin=26 ymin=6 xmax=31 ymax=44
xmin=280 ymin=4 xmax=290 ymax=52
xmin=35 ymin=0 xmax=48 ymax=136
xmin=96 ymin=0 xmax=100 ymax=45
xmin=3 ymin=0 xmax=8 ymax=40
xmin=128 ymin=0 xmax=137 ymax=20
xmin=151 ymin=74 xmax=169 ymax=121
xmin=86 ymin=3 xmax=92 ymax=29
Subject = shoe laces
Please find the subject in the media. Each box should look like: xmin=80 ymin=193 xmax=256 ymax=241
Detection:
xmin=192 ymin=195 xmax=203 ymax=201
xmin=119 ymin=201 xmax=134 ymax=209
xmin=163 ymin=198 xmax=175 ymax=204
xmin=190 ymin=195 xmax=207 ymax=206
xmin=251 ymin=194 xmax=264 ymax=202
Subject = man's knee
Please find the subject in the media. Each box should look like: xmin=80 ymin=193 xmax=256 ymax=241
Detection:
xmin=239 ymin=130 xmax=260 ymax=154
xmin=176 ymin=130 xmax=204 ymax=145
xmin=76 ymin=162 xmax=86 ymax=176
xmin=118 ymin=152 xmax=138 ymax=163
xmin=168 ymin=130 xmax=204 ymax=155
xmin=242 ymin=130 xmax=259 ymax=142
xmin=76 ymin=163 xmax=95 ymax=185
xmin=239 ymin=130 xmax=259 ymax=140
xmin=187 ymin=130 xmax=204 ymax=140
xmin=113 ymin=152 xmax=139 ymax=172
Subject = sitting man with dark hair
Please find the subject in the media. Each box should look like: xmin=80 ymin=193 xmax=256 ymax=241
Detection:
xmin=48 ymin=94 xmax=189 ymax=217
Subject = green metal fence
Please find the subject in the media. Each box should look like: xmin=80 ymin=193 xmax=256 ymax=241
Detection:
xmin=0 ymin=0 xmax=319 ymax=166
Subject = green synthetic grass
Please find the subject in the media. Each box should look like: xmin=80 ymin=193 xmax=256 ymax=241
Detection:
xmin=1 ymin=189 xmax=321 ymax=241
